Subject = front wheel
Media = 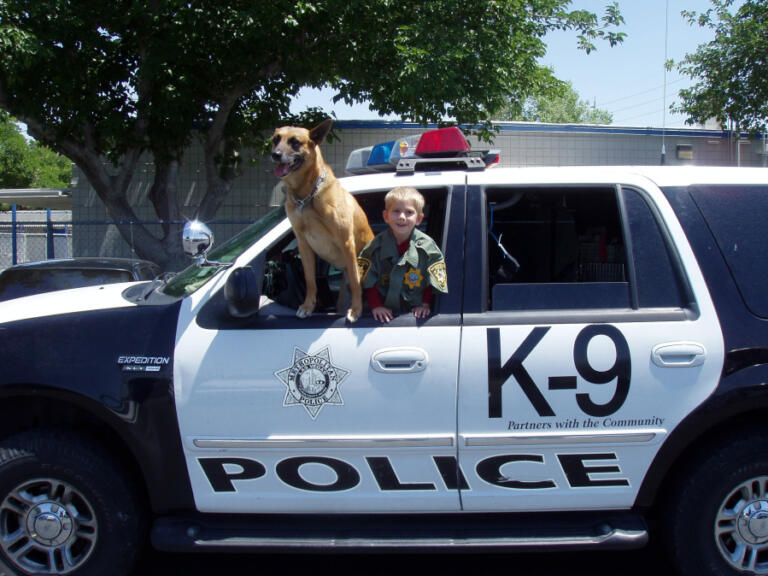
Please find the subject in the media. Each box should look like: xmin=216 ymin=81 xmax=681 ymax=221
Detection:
xmin=0 ymin=429 xmax=144 ymax=576
xmin=667 ymin=431 xmax=768 ymax=575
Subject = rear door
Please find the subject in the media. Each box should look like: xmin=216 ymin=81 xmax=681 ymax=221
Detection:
xmin=457 ymin=170 xmax=724 ymax=511
xmin=174 ymin=175 xmax=468 ymax=513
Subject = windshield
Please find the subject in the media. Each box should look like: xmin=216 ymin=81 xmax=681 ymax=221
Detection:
xmin=161 ymin=206 xmax=286 ymax=297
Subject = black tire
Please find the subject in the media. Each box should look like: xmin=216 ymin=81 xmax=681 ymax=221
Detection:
xmin=667 ymin=431 xmax=768 ymax=576
xmin=0 ymin=429 xmax=144 ymax=576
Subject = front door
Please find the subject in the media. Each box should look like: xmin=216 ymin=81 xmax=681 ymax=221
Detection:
xmin=174 ymin=184 xmax=465 ymax=513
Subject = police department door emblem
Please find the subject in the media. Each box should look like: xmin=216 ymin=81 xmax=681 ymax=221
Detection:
xmin=275 ymin=347 xmax=349 ymax=419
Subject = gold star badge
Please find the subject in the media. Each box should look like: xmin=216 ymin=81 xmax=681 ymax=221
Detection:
xmin=404 ymin=267 xmax=423 ymax=289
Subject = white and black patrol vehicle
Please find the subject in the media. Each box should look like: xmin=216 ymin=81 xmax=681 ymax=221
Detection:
xmin=1 ymin=126 xmax=767 ymax=576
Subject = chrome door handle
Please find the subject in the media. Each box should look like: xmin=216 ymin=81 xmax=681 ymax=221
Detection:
xmin=371 ymin=347 xmax=429 ymax=373
xmin=652 ymin=342 xmax=707 ymax=368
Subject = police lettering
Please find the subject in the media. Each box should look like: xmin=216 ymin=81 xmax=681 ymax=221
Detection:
xmin=199 ymin=453 xmax=627 ymax=493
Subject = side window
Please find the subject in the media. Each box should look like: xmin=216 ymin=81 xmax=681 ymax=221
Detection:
xmin=259 ymin=188 xmax=448 ymax=316
xmin=622 ymin=187 xmax=686 ymax=309
xmin=485 ymin=186 xmax=685 ymax=312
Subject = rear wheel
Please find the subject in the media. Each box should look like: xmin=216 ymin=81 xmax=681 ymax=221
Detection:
xmin=0 ymin=429 xmax=144 ymax=576
xmin=668 ymin=431 xmax=768 ymax=575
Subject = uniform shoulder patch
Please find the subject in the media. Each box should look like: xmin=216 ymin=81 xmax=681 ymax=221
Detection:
xmin=357 ymin=257 xmax=371 ymax=282
xmin=428 ymin=260 xmax=448 ymax=292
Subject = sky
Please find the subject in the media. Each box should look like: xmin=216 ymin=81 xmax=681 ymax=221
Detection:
xmin=291 ymin=0 xmax=731 ymax=128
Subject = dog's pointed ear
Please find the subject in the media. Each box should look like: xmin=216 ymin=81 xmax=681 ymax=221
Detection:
xmin=310 ymin=118 xmax=334 ymax=146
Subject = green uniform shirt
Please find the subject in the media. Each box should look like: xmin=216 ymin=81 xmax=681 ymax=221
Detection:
xmin=358 ymin=228 xmax=448 ymax=312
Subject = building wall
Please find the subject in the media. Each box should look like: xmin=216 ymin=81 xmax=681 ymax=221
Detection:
xmin=70 ymin=121 xmax=767 ymax=261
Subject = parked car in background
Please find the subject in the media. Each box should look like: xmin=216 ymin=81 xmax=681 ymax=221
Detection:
xmin=0 ymin=257 xmax=161 ymax=301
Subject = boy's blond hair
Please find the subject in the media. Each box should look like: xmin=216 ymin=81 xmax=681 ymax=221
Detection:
xmin=384 ymin=186 xmax=425 ymax=215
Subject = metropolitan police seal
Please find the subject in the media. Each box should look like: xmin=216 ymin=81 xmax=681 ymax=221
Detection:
xmin=275 ymin=347 xmax=349 ymax=419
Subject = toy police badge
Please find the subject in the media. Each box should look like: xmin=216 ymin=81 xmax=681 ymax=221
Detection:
xmin=275 ymin=347 xmax=349 ymax=419
xmin=428 ymin=260 xmax=448 ymax=292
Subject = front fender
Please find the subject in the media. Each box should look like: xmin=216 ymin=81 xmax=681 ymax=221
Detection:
xmin=0 ymin=301 xmax=194 ymax=513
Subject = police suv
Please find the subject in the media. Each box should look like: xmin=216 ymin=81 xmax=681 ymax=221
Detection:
xmin=1 ymin=127 xmax=767 ymax=576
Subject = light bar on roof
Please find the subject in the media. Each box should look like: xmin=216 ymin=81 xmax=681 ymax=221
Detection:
xmin=344 ymin=126 xmax=500 ymax=175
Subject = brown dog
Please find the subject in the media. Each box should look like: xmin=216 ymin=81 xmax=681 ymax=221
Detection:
xmin=271 ymin=119 xmax=374 ymax=322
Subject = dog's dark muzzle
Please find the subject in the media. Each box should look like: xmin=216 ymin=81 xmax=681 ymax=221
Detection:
xmin=271 ymin=152 xmax=304 ymax=179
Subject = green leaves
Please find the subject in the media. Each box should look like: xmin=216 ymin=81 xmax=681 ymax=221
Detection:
xmin=0 ymin=116 xmax=71 ymax=188
xmin=675 ymin=0 xmax=768 ymax=133
xmin=497 ymin=79 xmax=613 ymax=125
xmin=0 ymin=0 xmax=625 ymax=265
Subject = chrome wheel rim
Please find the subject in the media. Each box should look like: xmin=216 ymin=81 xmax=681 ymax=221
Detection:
xmin=0 ymin=478 xmax=98 ymax=574
xmin=716 ymin=475 xmax=768 ymax=574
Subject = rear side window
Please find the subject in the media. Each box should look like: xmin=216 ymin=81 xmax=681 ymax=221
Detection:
xmin=690 ymin=185 xmax=768 ymax=318
xmin=485 ymin=185 xmax=685 ymax=312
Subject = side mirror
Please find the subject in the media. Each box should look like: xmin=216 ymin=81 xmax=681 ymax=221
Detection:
xmin=183 ymin=220 xmax=214 ymax=258
xmin=224 ymin=267 xmax=261 ymax=318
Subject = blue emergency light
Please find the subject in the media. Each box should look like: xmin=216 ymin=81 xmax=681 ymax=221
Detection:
xmin=366 ymin=140 xmax=396 ymax=170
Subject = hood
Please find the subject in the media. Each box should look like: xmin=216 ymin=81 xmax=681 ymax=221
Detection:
xmin=0 ymin=281 xmax=144 ymax=324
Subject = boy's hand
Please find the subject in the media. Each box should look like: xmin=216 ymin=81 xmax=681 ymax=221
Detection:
xmin=372 ymin=306 xmax=394 ymax=323
xmin=412 ymin=303 xmax=431 ymax=318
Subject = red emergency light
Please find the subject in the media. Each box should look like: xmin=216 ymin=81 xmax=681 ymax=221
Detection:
xmin=414 ymin=127 xmax=471 ymax=157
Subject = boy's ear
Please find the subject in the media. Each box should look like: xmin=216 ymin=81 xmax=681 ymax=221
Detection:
xmin=416 ymin=212 xmax=425 ymax=225
xmin=382 ymin=209 xmax=390 ymax=224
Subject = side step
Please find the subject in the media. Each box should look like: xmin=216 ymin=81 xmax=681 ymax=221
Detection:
xmin=152 ymin=512 xmax=648 ymax=553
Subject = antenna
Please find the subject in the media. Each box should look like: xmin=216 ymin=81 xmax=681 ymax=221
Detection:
xmin=661 ymin=0 xmax=669 ymax=165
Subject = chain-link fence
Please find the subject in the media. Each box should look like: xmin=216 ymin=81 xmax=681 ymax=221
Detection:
xmin=0 ymin=212 xmax=73 ymax=269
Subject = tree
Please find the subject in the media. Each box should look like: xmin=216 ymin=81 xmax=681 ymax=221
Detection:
xmin=0 ymin=113 xmax=71 ymax=189
xmin=497 ymin=79 xmax=613 ymax=124
xmin=0 ymin=1 xmax=624 ymax=270
xmin=0 ymin=113 xmax=32 ymax=188
xmin=674 ymin=0 xmax=768 ymax=133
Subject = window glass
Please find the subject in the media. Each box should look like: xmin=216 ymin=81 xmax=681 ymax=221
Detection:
xmin=162 ymin=206 xmax=286 ymax=297
xmin=622 ymin=188 xmax=685 ymax=309
xmin=486 ymin=186 xmax=629 ymax=311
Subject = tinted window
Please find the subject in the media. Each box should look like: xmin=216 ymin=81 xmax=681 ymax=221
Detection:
xmin=690 ymin=185 xmax=768 ymax=318
xmin=484 ymin=186 xmax=686 ymax=312
xmin=486 ymin=186 xmax=629 ymax=311
xmin=623 ymin=188 xmax=686 ymax=309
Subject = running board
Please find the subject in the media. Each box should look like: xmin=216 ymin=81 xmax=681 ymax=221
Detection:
xmin=152 ymin=512 xmax=648 ymax=553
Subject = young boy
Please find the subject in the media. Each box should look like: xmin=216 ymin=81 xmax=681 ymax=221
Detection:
xmin=358 ymin=187 xmax=448 ymax=323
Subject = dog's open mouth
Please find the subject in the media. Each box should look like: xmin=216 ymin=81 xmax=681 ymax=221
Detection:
xmin=273 ymin=157 xmax=303 ymax=179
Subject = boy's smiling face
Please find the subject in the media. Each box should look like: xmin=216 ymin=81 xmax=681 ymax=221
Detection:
xmin=383 ymin=199 xmax=424 ymax=244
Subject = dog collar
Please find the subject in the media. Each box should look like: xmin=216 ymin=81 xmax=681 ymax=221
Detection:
xmin=293 ymin=168 xmax=326 ymax=213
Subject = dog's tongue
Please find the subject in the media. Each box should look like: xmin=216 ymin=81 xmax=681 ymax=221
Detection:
xmin=274 ymin=163 xmax=291 ymax=179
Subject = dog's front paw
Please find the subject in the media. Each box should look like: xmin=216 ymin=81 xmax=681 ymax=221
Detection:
xmin=346 ymin=307 xmax=361 ymax=323
xmin=296 ymin=303 xmax=315 ymax=318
